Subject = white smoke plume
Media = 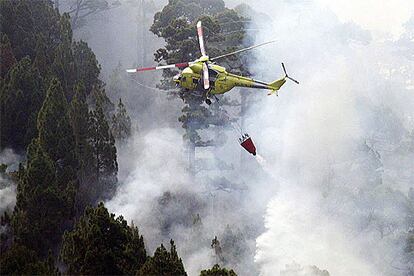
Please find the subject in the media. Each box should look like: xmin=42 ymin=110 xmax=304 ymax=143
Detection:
xmin=244 ymin=1 xmax=414 ymax=275
xmin=0 ymin=149 xmax=21 ymax=216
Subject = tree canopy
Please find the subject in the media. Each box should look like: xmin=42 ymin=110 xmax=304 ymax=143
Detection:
xmin=150 ymin=0 xmax=249 ymax=173
xmin=60 ymin=202 xmax=147 ymax=275
xmin=137 ymin=240 xmax=187 ymax=276
xmin=200 ymin=264 xmax=237 ymax=276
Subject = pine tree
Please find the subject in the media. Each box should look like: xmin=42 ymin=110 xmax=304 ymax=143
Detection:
xmin=150 ymin=0 xmax=249 ymax=174
xmin=88 ymin=102 xmax=118 ymax=201
xmin=0 ymin=57 xmax=44 ymax=150
xmin=111 ymin=98 xmax=132 ymax=141
xmin=0 ymin=1 xmax=61 ymax=62
xmin=73 ymin=40 xmax=101 ymax=95
xmin=37 ymin=78 xmax=78 ymax=187
xmin=12 ymin=141 xmax=71 ymax=256
xmin=0 ymin=1 xmax=35 ymax=60
xmin=33 ymin=34 xmax=51 ymax=78
xmin=0 ymin=33 xmax=16 ymax=79
xmin=137 ymin=240 xmax=187 ymax=276
xmin=0 ymin=244 xmax=58 ymax=275
xmin=69 ymin=81 xmax=90 ymax=172
xmin=60 ymin=202 xmax=147 ymax=275
xmin=69 ymin=81 xmax=98 ymax=214
xmin=51 ymin=13 xmax=76 ymax=99
xmin=90 ymin=84 xmax=115 ymax=119
xmin=200 ymin=264 xmax=237 ymax=276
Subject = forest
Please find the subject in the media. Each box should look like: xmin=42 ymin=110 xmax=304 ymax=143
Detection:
xmin=1 ymin=0 xmax=414 ymax=275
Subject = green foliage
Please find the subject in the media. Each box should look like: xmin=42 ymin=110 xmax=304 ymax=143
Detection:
xmin=200 ymin=264 xmax=237 ymax=276
xmin=10 ymin=77 xmax=79 ymax=256
xmin=13 ymin=141 xmax=72 ymax=256
xmin=0 ymin=0 xmax=61 ymax=61
xmin=33 ymin=34 xmax=52 ymax=78
xmin=0 ymin=0 xmax=35 ymax=61
xmin=60 ymin=202 xmax=146 ymax=275
xmin=73 ymin=40 xmax=101 ymax=95
xmin=70 ymin=82 xmax=118 ymax=212
xmin=0 ymin=244 xmax=58 ymax=275
xmin=0 ymin=163 xmax=7 ymax=173
xmin=0 ymin=0 xmax=106 ymax=151
xmin=111 ymin=98 xmax=132 ymax=141
xmin=0 ymin=33 xmax=16 ymax=79
xmin=51 ymin=13 xmax=76 ymax=99
xmin=37 ymin=78 xmax=78 ymax=186
xmin=88 ymin=102 xmax=118 ymax=201
xmin=90 ymin=84 xmax=115 ymax=118
xmin=151 ymin=0 xmax=225 ymax=34
xmin=1 ymin=0 xmax=121 ymax=267
xmin=0 ymin=57 xmax=44 ymax=150
xmin=70 ymin=82 xmax=91 ymax=171
xmin=137 ymin=240 xmax=187 ymax=276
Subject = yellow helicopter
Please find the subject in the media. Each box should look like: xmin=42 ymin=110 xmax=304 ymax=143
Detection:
xmin=127 ymin=21 xmax=298 ymax=105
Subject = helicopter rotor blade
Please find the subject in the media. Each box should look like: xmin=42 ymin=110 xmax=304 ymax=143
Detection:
xmin=210 ymin=40 xmax=276 ymax=61
xmin=280 ymin=63 xmax=299 ymax=84
xmin=197 ymin=21 xmax=207 ymax=56
xmin=202 ymin=62 xmax=210 ymax=90
xmin=282 ymin=62 xmax=287 ymax=76
xmin=287 ymin=76 xmax=299 ymax=84
xmin=126 ymin=62 xmax=192 ymax=73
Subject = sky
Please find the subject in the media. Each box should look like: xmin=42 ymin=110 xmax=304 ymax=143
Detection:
xmin=317 ymin=0 xmax=414 ymax=38
xmin=227 ymin=0 xmax=414 ymax=38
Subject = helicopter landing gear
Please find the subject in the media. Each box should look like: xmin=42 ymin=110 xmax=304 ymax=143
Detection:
xmin=205 ymin=98 xmax=212 ymax=105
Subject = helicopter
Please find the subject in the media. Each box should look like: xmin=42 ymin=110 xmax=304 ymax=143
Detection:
xmin=126 ymin=21 xmax=299 ymax=105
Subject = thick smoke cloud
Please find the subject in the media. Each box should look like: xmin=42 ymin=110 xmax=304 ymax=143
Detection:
xmin=107 ymin=127 xmax=266 ymax=275
xmin=244 ymin=1 xmax=414 ymax=275
xmin=0 ymin=149 xmax=21 ymax=216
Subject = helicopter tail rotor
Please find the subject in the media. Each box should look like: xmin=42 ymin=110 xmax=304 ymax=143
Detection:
xmin=281 ymin=63 xmax=299 ymax=84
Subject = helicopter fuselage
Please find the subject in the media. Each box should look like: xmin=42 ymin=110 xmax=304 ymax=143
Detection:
xmin=174 ymin=61 xmax=285 ymax=95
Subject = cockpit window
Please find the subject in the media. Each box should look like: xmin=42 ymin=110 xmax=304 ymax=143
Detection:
xmin=208 ymin=69 xmax=218 ymax=79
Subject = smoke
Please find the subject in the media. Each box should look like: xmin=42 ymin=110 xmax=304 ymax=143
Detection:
xmin=244 ymin=1 xmax=414 ymax=275
xmin=107 ymin=127 xmax=266 ymax=275
xmin=0 ymin=180 xmax=15 ymax=216
xmin=0 ymin=149 xmax=21 ymax=216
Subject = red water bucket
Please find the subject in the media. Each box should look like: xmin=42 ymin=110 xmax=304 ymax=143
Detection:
xmin=240 ymin=137 xmax=256 ymax=156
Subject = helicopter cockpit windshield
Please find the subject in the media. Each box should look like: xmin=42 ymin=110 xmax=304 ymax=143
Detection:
xmin=208 ymin=68 xmax=218 ymax=81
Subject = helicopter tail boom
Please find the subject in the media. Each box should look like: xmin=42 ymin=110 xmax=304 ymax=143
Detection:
xmin=268 ymin=78 xmax=287 ymax=91
xmin=267 ymin=63 xmax=299 ymax=95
